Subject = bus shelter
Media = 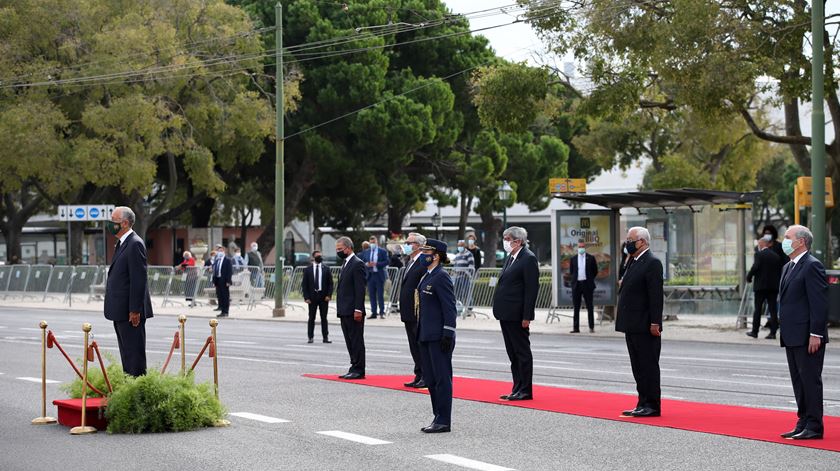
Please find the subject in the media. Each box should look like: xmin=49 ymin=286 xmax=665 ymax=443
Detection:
xmin=551 ymin=189 xmax=762 ymax=319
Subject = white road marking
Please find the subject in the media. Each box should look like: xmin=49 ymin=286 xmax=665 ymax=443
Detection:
xmin=229 ymin=412 xmax=289 ymax=423
xmin=534 ymin=359 xmax=573 ymax=365
xmin=316 ymin=431 xmax=392 ymax=445
xmin=283 ymin=344 xmax=328 ymax=350
xmin=0 ymin=326 xmax=7 ymax=329
xmin=17 ymin=377 xmax=60 ymax=384
xmin=732 ymin=373 xmax=789 ymax=381
xmin=367 ymin=349 xmax=400 ymax=354
xmin=453 ymin=354 xmax=486 ymax=359
xmin=223 ymin=341 xmax=257 ymax=345
xmin=425 ymin=454 xmax=515 ymax=471
xmin=19 ymin=327 xmax=42 ymax=331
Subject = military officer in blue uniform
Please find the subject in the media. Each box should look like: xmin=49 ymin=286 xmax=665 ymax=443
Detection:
xmin=415 ymin=239 xmax=457 ymax=434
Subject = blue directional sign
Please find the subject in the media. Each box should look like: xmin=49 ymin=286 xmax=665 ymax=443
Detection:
xmin=89 ymin=207 xmax=100 ymax=219
xmin=74 ymin=207 xmax=86 ymax=220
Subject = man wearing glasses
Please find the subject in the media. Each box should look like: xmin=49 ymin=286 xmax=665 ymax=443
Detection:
xmin=617 ymin=227 xmax=664 ymax=418
xmin=399 ymin=232 xmax=428 ymax=388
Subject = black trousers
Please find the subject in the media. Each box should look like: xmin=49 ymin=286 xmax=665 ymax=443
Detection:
xmin=340 ymin=316 xmax=365 ymax=375
xmin=786 ymin=344 xmax=825 ymax=432
xmin=420 ymin=339 xmax=454 ymax=426
xmin=403 ymin=321 xmax=422 ymax=380
xmin=114 ymin=318 xmax=147 ymax=376
xmin=500 ymin=320 xmax=533 ymax=396
xmin=572 ymin=282 xmax=595 ymax=331
xmin=307 ymin=294 xmax=329 ymax=340
xmin=214 ymin=277 xmax=230 ymax=313
xmin=625 ymin=333 xmax=661 ymax=410
xmin=751 ymin=290 xmax=778 ymax=335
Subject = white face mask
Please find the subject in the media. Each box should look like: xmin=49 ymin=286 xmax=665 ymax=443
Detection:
xmin=503 ymin=240 xmax=513 ymax=254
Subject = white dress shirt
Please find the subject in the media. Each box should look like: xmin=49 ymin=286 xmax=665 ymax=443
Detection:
xmin=577 ymin=252 xmax=587 ymax=281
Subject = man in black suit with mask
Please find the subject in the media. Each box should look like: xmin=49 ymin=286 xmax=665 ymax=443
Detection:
xmin=493 ymin=226 xmax=540 ymax=401
xmin=302 ymin=250 xmax=333 ymax=344
xmin=335 ymin=236 xmax=367 ymax=379
xmin=399 ymin=232 xmax=428 ymax=388
xmin=746 ymin=237 xmax=782 ymax=339
xmin=104 ymin=206 xmax=153 ymax=376
xmin=569 ymin=239 xmax=598 ymax=333
xmin=778 ymin=225 xmax=828 ymax=440
xmin=617 ymin=226 xmax=664 ymax=418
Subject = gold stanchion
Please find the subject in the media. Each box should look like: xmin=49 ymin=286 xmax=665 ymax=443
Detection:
xmin=209 ymin=319 xmax=230 ymax=427
xmin=179 ymin=314 xmax=187 ymax=375
xmin=70 ymin=323 xmax=96 ymax=435
xmin=32 ymin=320 xmax=57 ymax=425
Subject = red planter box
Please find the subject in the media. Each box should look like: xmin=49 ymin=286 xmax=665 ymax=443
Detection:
xmin=52 ymin=398 xmax=108 ymax=430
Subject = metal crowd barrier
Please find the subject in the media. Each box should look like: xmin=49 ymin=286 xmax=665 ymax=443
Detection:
xmin=3 ymin=264 xmax=31 ymax=299
xmin=22 ymin=265 xmax=53 ymax=300
xmin=45 ymin=266 xmax=74 ymax=302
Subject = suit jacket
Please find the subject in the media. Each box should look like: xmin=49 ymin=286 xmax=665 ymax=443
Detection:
xmin=569 ymin=252 xmax=598 ymax=289
xmin=746 ymin=248 xmax=782 ymax=292
xmin=336 ymin=255 xmax=366 ymax=317
xmin=417 ymin=265 xmax=457 ymax=342
xmin=302 ymin=263 xmax=334 ymax=301
xmin=360 ymin=247 xmax=389 ymax=282
xmin=399 ymin=255 xmax=427 ymax=322
xmin=778 ymin=253 xmax=829 ymax=348
xmin=491 ymin=248 xmax=540 ymax=322
xmin=616 ymin=251 xmax=664 ymax=334
xmin=104 ymin=232 xmax=153 ymax=322
xmin=212 ymin=256 xmax=232 ymax=287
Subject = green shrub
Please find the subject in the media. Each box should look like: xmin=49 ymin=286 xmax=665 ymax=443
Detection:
xmin=105 ymin=370 xmax=226 ymax=433
xmin=60 ymin=353 xmax=131 ymax=398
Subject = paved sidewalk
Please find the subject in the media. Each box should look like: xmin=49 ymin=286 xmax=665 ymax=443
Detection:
xmin=5 ymin=295 xmax=836 ymax=346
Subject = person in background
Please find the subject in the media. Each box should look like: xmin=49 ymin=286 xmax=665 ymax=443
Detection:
xmin=466 ymin=234 xmax=482 ymax=268
xmin=177 ymin=251 xmax=197 ymax=305
xmin=452 ymin=240 xmax=475 ymax=308
xmin=245 ymin=242 xmax=264 ymax=287
xmin=361 ymin=236 xmax=389 ymax=319
xmin=302 ymin=250 xmax=333 ymax=344
xmin=746 ymin=237 xmax=782 ymax=339
xmin=569 ymin=239 xmax=598 ymax=333
xmin=230 ymin=244 xmax=245 ymax=267
xmin=212 ymin=244 xmax=232 ymax=318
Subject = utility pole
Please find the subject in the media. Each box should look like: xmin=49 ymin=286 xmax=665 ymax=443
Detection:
xmin=273 ymin=2 xmax=286 ymax=317
xmin=811 ymin=0 xmax=825 ymax=262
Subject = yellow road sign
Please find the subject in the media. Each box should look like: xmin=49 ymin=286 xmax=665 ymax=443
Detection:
xmin=549 ymin=178 xmax=586 ymax=194
xmin=795 ymin=177 xmax=834 ymax=208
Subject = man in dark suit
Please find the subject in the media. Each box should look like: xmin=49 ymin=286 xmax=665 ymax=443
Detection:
xmin=212 ymin=244 xmax=233 ymax=318
xmin=492 ymin=226 xmax=539 ymax=401
xmin=778 ymin=225 xmax=829 ymax=440
xmin=399 ymin=232 xmax=428 ymax=388
xmin=416 ymin=239 xmax=457 ymax=433
xmin=104 ymin=206 xmax=153 ymax=376
xmin=302 ymin=250 xmax=333 ymax=344
xmin=569 ymin=239 xmax=598 ymax=333
xmin=335 ymin=236 xmax=367 ymax=379
xmin=361 ymin=235 xmax=389 ymax=319
xmin=746 ymin=237 xmax=782 ymax=339
xmin=617 ymin=226 xmax=664 ymax=418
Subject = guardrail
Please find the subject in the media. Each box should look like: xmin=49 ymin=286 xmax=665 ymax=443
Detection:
xmin=0 ymin=264 xmax=745 ymax=317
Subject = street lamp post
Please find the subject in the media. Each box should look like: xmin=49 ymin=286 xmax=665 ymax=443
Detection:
xmin=431 ymin=212 xmax=441 ymax=240
xmin=498 ymin=180 xmax=512 ymax=260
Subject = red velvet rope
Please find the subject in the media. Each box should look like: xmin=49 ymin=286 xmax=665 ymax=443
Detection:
xmin=189 ymin=336 xmax=214 ymax=372
xmin=46 ymin=331 xmax=106 ymax=397
xmin=90 ymin=341 xmax=112 ymax=394
xmin=160 ymin=332 xmax=180 ymax=374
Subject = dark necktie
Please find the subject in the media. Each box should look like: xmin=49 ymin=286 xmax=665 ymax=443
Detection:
xmin=115 ymin=240 xmax=121 ymax=251
xmin=315 ymin=264 xmax=321 ymax=291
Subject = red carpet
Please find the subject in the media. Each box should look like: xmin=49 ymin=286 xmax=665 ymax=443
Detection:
xmin=303 ymin=374 xmax=840 ymax=452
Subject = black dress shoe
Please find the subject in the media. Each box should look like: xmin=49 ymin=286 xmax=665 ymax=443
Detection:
xmin=404 ymin=380 xmax=418 ymax=388
xmin=323 ymin=339 xmax=332 ymax=344
xmin=338 ymin=374 xmax=349 ymax=379
xmin=507 ymin=392 xmax=533 ymax=401
xmin=421 ymin=424 xmax=451 ymax=433
xmin=630 ymin=407 xmax=660 ymax=417
xmin=791 ymin=429 xmax=823 ymax=440
xmin=780 ymin=428 xmax=804 ymax=439
xmin=765 ymin=334 xmax=776 ymax=340
xmin=307 ymin=338 xmax=314 ymax=344
xmin=367 ymin=314 xmax=378 ymax=319
xmin=569 ymin=330 xmax=580 ymax=333
xmin=499 ymin=394 xmax=513 ymax=400
xmin=589 ymin=328 xmax=595 ymax=333
xmin=414 ymin=380 xmax=427 ymax=389
xmin=746 ymin=331 xmax=758 ymax=338
xmin=216 ymin=313 xmax=228 ymax=318
xmin=213 ymin=307 xmax=221 ymax=311
xmin=343 ymin=373 xmax=365 ymax=380
xmin=621 ymin=407 xmax=642 ymax=417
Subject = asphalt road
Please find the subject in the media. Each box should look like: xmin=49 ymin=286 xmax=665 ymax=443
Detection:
xmin=1 ymin=307 xmax=838 ymax=470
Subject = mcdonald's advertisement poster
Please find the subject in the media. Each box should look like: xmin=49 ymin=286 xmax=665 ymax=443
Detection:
xmin=551 ymin=210 xmax=616 ymax=305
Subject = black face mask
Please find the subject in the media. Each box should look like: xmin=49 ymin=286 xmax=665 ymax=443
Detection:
xmin=314 ymin=255 xmax=323 ymax=263
xmin=336 ymin=250 xmax=349 ymax=260
xmin=625 ymin=240 xmax=639 ymax=255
